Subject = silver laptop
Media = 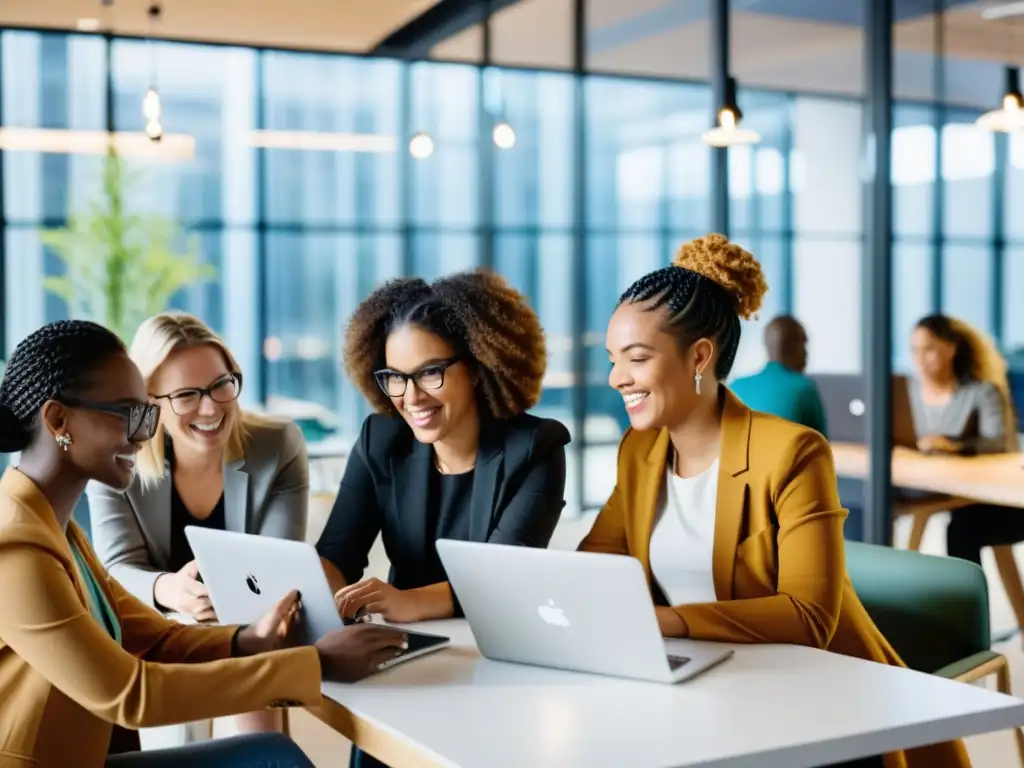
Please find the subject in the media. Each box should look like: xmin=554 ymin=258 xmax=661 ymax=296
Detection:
xmin=436 ymin=539 xmax=734 ymax=684
xmin=185 ymin=527 xmax=449 ymax=669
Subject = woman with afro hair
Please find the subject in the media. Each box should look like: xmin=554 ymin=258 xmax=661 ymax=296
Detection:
xmin=317 ymin=269 xmax=571 ymax=631
xmin=580 ymin=234 xmax=969 ymax=768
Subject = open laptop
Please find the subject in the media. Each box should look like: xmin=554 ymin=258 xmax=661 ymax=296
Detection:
xmin=185 ymin=527 xmax=449 ymax=669
xmin=811 ymin=374 xmax=918 ymax=448
xmin=435 ymin=539 xmax=734 ymax=684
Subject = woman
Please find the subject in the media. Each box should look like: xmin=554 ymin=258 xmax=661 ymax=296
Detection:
xmin=578 ymin=234 xmax=969 ymax=768
xmin=318 ymin=270 xmax=570 ymax=624
xmin=0 ymin=320 xmax=408 ymax=767
xmin=909 ymin=314 xmax=1022 ymax=564
xmin=87 ymin=312 xmax=308 ymax=737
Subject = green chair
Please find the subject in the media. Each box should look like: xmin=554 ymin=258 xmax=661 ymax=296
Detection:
xmin=846 ymin=541 xmax=1024 ymax=765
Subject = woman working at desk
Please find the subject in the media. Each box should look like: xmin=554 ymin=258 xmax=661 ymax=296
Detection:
xmin=87 ymin=312 xmax=310 ymax=737
xmin=909 ymin=313 xmax=1022 ymax=565
xmin=0 ymin=320 xmax=408 ymax=768
xmin=579 ymin=234 xmax=969 ymax=768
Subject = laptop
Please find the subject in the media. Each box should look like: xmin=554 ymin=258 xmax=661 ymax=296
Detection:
xmin=184 ymin=527 xmax=449 ymax=669
xmin=435 ymin=539 xmax=734 ymax=684
xmin=811 ymin=374 xmax=917 ymax=448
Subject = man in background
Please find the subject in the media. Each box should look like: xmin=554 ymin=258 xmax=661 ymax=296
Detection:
xmin=730 ymin=315 xmax=828 ymax=437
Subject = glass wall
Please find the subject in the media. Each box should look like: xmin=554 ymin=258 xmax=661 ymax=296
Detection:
xmin=2 ymin=25 xmax=1022 ymax=504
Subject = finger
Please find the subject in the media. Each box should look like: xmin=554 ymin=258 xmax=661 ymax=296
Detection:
xmin=194 ymin=605 xmax=218 ymax=622
xmin=356 ymin=626 xmax=409 ymax=649
xmin=369 ymin=645 xmax=407 ymax=670
xmin=359 ymin=600 xmax=388 ymax=618
xmin=182 ymin=560 xmax=200 ymax=579
xmin=340 ymin=588 xmax=380 ymax=619
xmin=185 ymin=581 xmax=210 ymax=599
xmin=268 ymin=590 xmax=301 ymax=623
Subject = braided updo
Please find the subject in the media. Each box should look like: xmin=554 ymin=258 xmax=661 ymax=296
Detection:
xmin=344 ymin=270 xmax=547 ymax=419
xmin=617 ymin=233 xmax=769 ymax=380
xmin=0 ymin=320 xmax=126 ymax=453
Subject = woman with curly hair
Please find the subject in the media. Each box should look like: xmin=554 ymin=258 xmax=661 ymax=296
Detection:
xmin=579 ymin=235 xmax=969 ymax=768
xmin=317 ymin=269 xmax=571 ymax=629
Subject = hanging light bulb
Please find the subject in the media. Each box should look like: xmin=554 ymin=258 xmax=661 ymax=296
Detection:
xmin=142 ymin=87 xmax=161 ymax=122
xmin=409 ymin=131 xmax=434 ymax=160
xmin=701 ymin=77 xmax=761 ymax=148
xmin=142 ymin=4 xmax=164 ymax=144
xmin=492 ymin=120 xmax=516 ymax=149
xmin=976 ymin=67 xmax=1024 ymax=133
xmin=145 ymin=119 xmax=163 ymax=142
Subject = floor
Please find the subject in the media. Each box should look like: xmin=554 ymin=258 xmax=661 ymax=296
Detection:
xmin=282 ymin=509 xmax=1024 ymax=767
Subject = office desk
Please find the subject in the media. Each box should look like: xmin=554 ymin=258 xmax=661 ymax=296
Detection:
xmin=313 ymin=620 xmax=1024 ymax=768
xmin=830 ymin=443 xmax=1024 ymax=508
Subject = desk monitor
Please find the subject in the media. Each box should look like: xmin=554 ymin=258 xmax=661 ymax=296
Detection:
xmin=811 ymin=374 xmax=917 ymax=448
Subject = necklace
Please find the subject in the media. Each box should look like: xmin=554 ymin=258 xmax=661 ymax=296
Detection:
xmin=434 ymin=454 xmax=475 ymax=475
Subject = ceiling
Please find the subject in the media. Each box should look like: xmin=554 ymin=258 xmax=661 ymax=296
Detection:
xmin=0 ymin=0 xmax=441 ymax=52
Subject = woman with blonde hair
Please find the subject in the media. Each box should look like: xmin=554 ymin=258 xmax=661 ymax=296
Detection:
xmin=909 ymin=313 xmax=1021 ymax=564
xmin=87 ymin=311 xmax=309 ymax=736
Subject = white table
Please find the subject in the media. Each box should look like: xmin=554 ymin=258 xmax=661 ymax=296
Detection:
xmin=314 ymin=620 xmax=1024 ymax=768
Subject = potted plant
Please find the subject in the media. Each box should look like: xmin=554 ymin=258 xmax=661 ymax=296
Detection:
xmin=41 ymin=148 xmax=214 ymax=343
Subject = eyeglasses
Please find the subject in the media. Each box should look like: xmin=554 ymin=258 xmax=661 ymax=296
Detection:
xmin=59 ymin=397 xmax=161 ymax=442
xmin=373 ymin=358 xmax=461 ymax=398
xmin=151 ymin=372 xmax=242 ymax=416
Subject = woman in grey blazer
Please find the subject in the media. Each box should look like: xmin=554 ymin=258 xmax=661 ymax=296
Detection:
xmin=88 ymin=312 xmax=309 ymax=617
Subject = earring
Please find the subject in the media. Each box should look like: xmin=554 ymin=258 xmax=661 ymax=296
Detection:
xmin=55 ymin=433 xmax=73 ymax=451
xmin=694 ymin=370 xmax=703 ymax=396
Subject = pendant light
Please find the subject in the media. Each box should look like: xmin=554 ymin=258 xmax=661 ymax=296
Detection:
xmin=976 ymin=67 xmax=1024 ymax=133
xmin=143 ymin=4 xmax=163 ymax=142
xmin=701 ymin=76 xmax=760 ymax=148
xmin=409 ymin=131 xmax=435 ymax=159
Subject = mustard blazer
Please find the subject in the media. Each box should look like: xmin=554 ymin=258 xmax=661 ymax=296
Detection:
xmin=579 ymin=390 xmax=970 ymax=768
xmin=0 ymin=468 xmax=323 ymax=768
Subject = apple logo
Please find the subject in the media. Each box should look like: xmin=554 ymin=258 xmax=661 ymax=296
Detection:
xmin=537 ymin=599 xmax=570 ymax=628
xmin=245 ymin=574 xmax=261 ymax=595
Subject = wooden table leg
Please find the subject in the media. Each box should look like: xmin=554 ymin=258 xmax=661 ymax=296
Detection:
xmin=993 ymin=546 xmax=1024 ymax=636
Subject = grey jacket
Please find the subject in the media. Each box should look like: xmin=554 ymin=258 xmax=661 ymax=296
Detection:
xmin=907 ymin=378 xmax=1009 ymax=454
xmin=86 ymin=419 xmax=309 ymax=609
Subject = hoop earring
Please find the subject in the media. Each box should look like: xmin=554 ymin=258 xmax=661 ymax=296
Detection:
xmin=694 ymin=371 xmax=703 ymax=396
xmin=55 ymin=433 xmax=73 ymax=451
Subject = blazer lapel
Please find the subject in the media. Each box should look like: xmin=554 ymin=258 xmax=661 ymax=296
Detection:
xmin=392 ymin=439 xmax=433 ymax=562
xmin=637 ymin=429 xmax=671 ymax=580
xmin=223 ymin=459 xmax=250 ymax=533
xmin=713 ymin=388 xmax=752 ymax=601
xmin=137 ymin=468 xmax=173 ymax=566
xmin=468 ymin=425 xmax=503 ymax=542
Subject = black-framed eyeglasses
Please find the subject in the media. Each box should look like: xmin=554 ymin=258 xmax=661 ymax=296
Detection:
xmin=151 ymin=372 xmax=243 ymax=416
xmin=373 ymin=358 xmax=461 ymax=398
xmin=59 ymin=397 xmax=161 ymax=442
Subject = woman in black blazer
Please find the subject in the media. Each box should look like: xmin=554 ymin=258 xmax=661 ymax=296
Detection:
xmin=318 ymin=270 xmax=571 ymax=627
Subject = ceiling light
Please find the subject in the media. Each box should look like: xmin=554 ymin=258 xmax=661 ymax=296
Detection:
xmin=76 ymin=18 xmax=101 ymax=31
xmin=0 ymin=127 xmax=194 ymax=160
xmin=492 ymin=121 xmax=516 ymax=150
xmin=701 ymin=76 xmax=761 ymax=148
xmin=976 ymin=68 xmax=1024 ymax=133
xmin=981 ymin=2 xmax=1024 ymax=20
xmin=246 ymin=130 xmax=396 ymax=153
xmin=409 ymin=131 xmax=434 ymax=160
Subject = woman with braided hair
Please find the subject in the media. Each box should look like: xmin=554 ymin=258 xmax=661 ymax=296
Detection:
xmin=317 ymin=269 xmax=570 ymax=625
xmin=579 ymin=235 xmax=969 ymax=768
xmin=0 ymin=320 xmax=410 ymax=768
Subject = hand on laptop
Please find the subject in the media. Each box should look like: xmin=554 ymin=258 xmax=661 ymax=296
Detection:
xmin=334 ymin=577 xmax=421 ymax=623
xmin=234 ymin=589 xmax=302 ymax=655
xmin=315 ymin=624 xmax=410 ymax=682
xmin=656 ymin=606 xmax=688 ymax=638
xmin=154 ymin=560 xmax=216 ymax=621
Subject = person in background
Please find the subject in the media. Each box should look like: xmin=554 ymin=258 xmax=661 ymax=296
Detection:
xmin=88 ymin=312 xmax=309 ymax=737
xmin=0 ymin=320 xmax=409 ymax=768
xmin=578 ymin=235 xmax=969 ymax=768
xmin=729 ymin=315 xmax=827 ymax=437
xmin=909 ymin=314 xmax=1022 ymax=565
xmin=317 ymin=270 xmax=570 ymax=768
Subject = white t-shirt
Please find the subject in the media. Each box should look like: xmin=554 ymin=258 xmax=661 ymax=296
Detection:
xmin=648 ymin=458 xmax=719 ymax=606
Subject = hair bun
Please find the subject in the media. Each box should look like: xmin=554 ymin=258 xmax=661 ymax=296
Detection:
xmin=0 ymin=402 xmax=29 ymax=454
xmin=672 ymin=233 xmax=768 ymax=320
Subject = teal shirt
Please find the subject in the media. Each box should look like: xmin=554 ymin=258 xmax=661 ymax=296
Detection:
xmin=70 ymin=539 xmax=122 ymax=645
xmin=729 ymin=361 xmax=829 ymax=438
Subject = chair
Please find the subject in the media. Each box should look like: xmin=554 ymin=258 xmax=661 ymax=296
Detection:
xmin=846 ymin=541 xmax=1024 ymax=765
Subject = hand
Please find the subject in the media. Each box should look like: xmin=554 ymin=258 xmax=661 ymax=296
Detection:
xmin=154 ymin=560 xmax=216 ymax=621
xmin=655 ymin=606 xmax=688 ymax=638
xmin=917 ymin=435 xmax=960 ymax=454
xmin=235 ymin=590 xmax=302 ymax=656
xmin=315 ymin=624 xmax=409 ymax=682
xmin=334 ymin=577 xmax=422 ymax=623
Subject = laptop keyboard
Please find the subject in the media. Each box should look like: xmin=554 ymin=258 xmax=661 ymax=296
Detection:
xmin=667 ymin=654 xmax=691 ymax=670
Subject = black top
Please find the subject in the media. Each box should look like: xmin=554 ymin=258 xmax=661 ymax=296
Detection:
xmin=316 ymin=412 xmax=571 ymax=614
xmin=168 ymin=479 xmax=226 ymax=574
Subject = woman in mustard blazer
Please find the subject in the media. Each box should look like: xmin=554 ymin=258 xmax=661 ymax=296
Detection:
xmin=0 ymin=320 xmax=406 ymax=768
xmin=580 ymin=235 xmax=969 ymax=768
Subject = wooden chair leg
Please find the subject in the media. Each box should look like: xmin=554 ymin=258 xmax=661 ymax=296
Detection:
xmin=993 ymin=546 xmax=1024 ymax=635
xmin=907 ymin=510 xmax=931 ymax=551
xmin=994 ymin=658 xmax=1024 ymax=768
